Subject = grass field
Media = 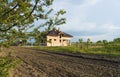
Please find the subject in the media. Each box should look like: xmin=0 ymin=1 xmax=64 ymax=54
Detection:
xmin=33 ymin=45 xmax=120 ymax=58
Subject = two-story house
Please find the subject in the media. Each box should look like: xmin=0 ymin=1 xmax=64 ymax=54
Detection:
xmin=46 ymin=28 xmax=73 ymax=46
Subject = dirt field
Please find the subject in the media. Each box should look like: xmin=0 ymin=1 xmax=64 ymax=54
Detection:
xmin=10 ymin=47 xmax=120 ymax=77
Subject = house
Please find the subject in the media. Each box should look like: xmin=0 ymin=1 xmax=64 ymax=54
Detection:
xmin=46 ymin=28 xmax=73 ymax=46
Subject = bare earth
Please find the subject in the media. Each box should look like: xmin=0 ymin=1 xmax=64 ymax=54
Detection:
xmin=10 ymin=47 xmax=120 ymax=77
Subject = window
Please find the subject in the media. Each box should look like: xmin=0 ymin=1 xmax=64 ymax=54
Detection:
xmin=60 ymin=40 xmax=61 ymax=43
xmin=49 ymin=39 xmax=52 ymax=43
xmin=54 ymin=39 xmax=56 ymax=41
xmin=63 ymin=39 xmax=66 ymax=41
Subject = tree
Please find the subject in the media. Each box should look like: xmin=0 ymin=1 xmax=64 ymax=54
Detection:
xmin=78 ymin=38 xmax=83 ymax=49
xmin=0 ymin=0 xmax=55 ymax=47
xmin=0 ymin=0 xmax=54 ymax=32
xmin=30 ymin=9 xmax=66 ymax=46
xmin=45 ymin=9 xmax=66 ymax=31
xmin=37 ymin=9 xmax=66 ymax=32
xmin=87 ymin=38 xmax=90 ymax=48
xmin=96 ymin=40 xmax=102 ymax=44
xmin=102 ymin=40 xmax=108 ymax=47
xmin=113 ymin=38 xmax=120 ymax=44
xmin=96 ymin=40 xmax=102 ymax=46
xmin=30 ymin=28 xmax=46 ymax=46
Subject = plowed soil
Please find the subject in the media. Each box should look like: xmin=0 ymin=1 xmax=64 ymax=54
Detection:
xmin=10 ymin=47 xmax=120 ymax=77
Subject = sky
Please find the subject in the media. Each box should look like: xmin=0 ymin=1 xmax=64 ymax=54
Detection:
xmin=33 ymin=0 xmax=120 ymax=42
xmin=38 ymin=0 xmax=120 ymax=42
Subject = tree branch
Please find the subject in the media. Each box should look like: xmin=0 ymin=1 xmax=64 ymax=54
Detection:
xmin=0 ymin=4 xmax=18 ymax=18
xmin=0 ymin=0 xmax=39 ymax=32
xmin=24 ymin=0 xmax=39 ymax=20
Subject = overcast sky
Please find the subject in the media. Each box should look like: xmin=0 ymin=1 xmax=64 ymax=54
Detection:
xmin=51 ymin=0 xmax=120 ymax=42
xmin=38 ymin=0 xmax=120 ymax=42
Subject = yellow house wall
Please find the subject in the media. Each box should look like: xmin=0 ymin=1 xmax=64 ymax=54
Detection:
xmin=47 ymin=36 xmax=71 ymax=46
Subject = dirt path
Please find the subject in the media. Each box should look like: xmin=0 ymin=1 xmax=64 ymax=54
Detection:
xmin=10 ymin=47 xmax=120 ymax=77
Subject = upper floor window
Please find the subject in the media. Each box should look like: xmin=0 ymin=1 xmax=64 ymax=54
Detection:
xmin=54 ymin=39 xmax=56 ymax=41
xmin=49 ymin=39 xmax=52 ymax=43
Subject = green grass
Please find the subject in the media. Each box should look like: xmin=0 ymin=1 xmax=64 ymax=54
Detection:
xmin=86 ymin=46 xmax=120 ymax=58
xmin=33 ymin=46 xmax=80 ymax=53
xmin=0 ymin=55 xmax=21 ymax=77
xmin=33 ymin=46 xmax=120 ymax=58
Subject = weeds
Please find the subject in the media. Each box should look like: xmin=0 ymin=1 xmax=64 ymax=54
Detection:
xmin=0 ymin=49 xmax=22 ymax=77
xmin=33 ymin=45 xmax=120 ymax=58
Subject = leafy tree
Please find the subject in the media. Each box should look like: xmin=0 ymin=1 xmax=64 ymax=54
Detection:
xmin=79 ymin=39 xmax=83 ymax=43
xmin=78 ymin=38 xmax=83 ymax=48
xmin=45 ymin=9 xmax=66 ymax=31
xmin=0 ymin=0 xmax=54 ymax=32
xmin=103 ymin=40 xmax=108 ymax=44
xmin=0 ymin=0 xmax=55 ymax=47
xmin=96 ymin=40 xmax=102 ymax=46
xmin=37 ymin=9 xmax=66 ymax=32
xmin=102 ymin=40 xmax=108 ymax=47
xmin=113 ymin=38 xmax=120 ymax=44
xmin=87 ymin=38 xmax=90 ymax=48
xmin=30 ymin=28 xmax=46 ymax=46
xmin=96 ymin=40 xmax=102 ymax=44
xmin=30 ymin=9 xmax=66 ymax=45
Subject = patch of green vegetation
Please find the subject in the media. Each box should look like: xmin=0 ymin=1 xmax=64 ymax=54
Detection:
xmin=33 ymin=46 xmax=120 ymax=58
xmin=34 ymin=46 xmax=80 ymax=53
xmin=87 ymin=45 xmax=120 ymax=58
xmin=0 ymin=56 xmax=21 ymax=77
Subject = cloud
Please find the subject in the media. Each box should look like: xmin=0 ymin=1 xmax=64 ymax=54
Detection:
xmin=47 ymin=0 xmax=120 ymax=42
xmin=80 ymin=0 xmax=101 ymax=8
xmin=71 ymin=23 xmax=120 ymax=42
xmin=53 ymin=0 xmax=102 ymax=32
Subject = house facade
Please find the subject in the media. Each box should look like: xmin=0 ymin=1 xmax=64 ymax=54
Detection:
xmin=46 ymin=28 xmax=73 ymax=46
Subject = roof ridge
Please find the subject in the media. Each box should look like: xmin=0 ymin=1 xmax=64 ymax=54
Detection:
xmin=47 ymin=30 xmax=73 ymax=37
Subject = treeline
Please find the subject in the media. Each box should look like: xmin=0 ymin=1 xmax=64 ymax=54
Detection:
xmin=96 ymin=38 xmax=120 ymax=46
xmin=72 ymin=38 xmax=120 ymax=50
